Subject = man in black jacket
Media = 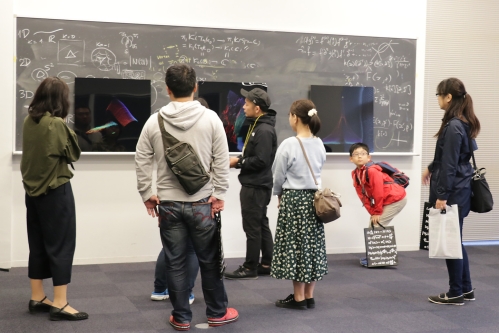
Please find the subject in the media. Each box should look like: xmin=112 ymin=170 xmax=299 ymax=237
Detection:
xmin=224 ymin=88 xmax=277 ymax=279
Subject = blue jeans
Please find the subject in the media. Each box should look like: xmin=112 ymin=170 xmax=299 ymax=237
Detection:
xmin=445 ymin=206 xmax=472 ymax=297
xmin=154 ymin=243 xmax=199 ymax=293
xmin=159 ymin=197 xmax=227 ymax=323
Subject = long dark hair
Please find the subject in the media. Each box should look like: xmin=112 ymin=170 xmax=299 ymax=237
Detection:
xmin=28 ymin=77 xmax=70 ymax=123
xmin=290 ymin=99 xmax=321 ymax=135
xmin=435 ymin=78 xmax=480 ymax=138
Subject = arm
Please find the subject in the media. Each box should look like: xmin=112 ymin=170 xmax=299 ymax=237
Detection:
xmin=211 ymin=118 xmax=230 ymax=201
xmin=271 ymin=142 xmax=289 ymax=196
xmin=54 ymin=119 xmax=81 ymax=162
xmin=436 ymin=122 xmax=463 ymax=201
xmin=240 ymin=129 xmax=275 ymax=172
xmin=369 ymin=168 xmax=385 ymax=215
xmin=135 ymin=118 xmax=156 ymax=204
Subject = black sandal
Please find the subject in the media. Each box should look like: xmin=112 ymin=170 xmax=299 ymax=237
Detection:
xmin=49 ymin=303 xmax=89 ymax=321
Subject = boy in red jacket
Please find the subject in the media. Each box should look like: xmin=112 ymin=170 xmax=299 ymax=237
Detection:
xmin=349 ymin=143 xmax=407 ymax=267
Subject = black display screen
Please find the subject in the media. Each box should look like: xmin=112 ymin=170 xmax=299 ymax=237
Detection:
xmin=74 ymin=78 xmax=151 ymax=152
xmin=198 ymin=82 xmax=267 ymax=153
xmin=310 ymin=85 xmax=374 ymax=153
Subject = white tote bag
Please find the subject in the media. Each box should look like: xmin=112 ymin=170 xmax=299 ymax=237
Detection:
xmin=428 ymin=204 xmax=463 ymax=259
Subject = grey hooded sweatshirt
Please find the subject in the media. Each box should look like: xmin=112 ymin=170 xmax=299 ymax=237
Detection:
xmin=135 ymin=100 xmax=229 ymax=202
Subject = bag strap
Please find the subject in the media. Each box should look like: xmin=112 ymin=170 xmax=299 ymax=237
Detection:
xmin=158 ymin=112 xmax=180 ymax=149
xmin=295 ymin=137 xmax=319 ymax=187
xmin=468 ymin=136 xmax=477 ymax=170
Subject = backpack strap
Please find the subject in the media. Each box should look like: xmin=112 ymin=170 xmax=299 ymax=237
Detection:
xmin=158 ymin=112 xmax=180 ymax=149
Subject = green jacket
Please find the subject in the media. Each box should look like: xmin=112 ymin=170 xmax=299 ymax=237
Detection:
xmin=21 ymin=112 xmax=81 ymax=197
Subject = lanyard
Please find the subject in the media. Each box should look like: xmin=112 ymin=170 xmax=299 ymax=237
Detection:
xmin=243 ymin=114 xmax=262 ymax=153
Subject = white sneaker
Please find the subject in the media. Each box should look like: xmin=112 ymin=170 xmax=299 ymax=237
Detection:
xmin=151 ymin=290 xmax=169 ymax=301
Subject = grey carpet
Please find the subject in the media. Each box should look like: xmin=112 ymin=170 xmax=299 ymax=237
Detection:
xmin=1 ymin=246 xmax=498 ymax=333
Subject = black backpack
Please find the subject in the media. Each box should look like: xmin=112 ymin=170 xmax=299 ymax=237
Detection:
xmin=364 ymin=161 xmax=410 ymax=188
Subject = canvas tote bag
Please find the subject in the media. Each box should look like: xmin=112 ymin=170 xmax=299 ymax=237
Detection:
xmin=428 ymin=205 xmax=463 ymax=259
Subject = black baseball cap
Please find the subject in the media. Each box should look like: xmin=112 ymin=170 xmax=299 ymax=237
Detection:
xmin=240 ymin=88 xmax=271 ymax=111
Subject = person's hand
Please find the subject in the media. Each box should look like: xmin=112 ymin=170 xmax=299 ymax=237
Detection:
xmin=370 ymin=215 xmax=381 ymax=226
xmin=144 ymin=195 xmax=160 ymax=217
xmin=422 ymin=168 xmax=431 ymax=185
xmin=208 ymin=196 xmax=224 ymax=218
xmin=435 ymin=199 xmax=447 ymax=210
xmin=229 ymin=157 xmax=239 ymax=168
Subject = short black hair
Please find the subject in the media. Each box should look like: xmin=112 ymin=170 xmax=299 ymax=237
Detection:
xmin=165 ymin=64 xmax=197 ymax=98
xmin=349 ymin=142 xmax=370 ymax=156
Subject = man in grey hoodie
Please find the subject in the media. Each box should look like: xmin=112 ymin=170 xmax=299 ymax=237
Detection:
xmin=135 ymin=64 xmax=238 ymax=331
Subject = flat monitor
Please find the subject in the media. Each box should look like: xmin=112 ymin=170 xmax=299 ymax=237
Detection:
xmin=74 ymin=78 xmax=151 ymax=153
xmin=310 ymin=85 xmax=374 ymax=153
xmin=197 ymin=82 xmax=267 ymax=153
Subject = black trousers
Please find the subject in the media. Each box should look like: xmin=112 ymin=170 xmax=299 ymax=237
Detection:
xmin=240 ymin=186 xmax=273 ymax=270
xmin=25 ymin=182 xmax=76 ymax=286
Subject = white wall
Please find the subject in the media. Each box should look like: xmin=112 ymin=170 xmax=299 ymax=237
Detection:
xmin=4 ymin=0 xmax=427 ymax=268
xmin=0 ymin=0 xmax=14 ymax=269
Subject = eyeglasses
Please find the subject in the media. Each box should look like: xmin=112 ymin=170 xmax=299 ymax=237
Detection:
xmin=352 ymin=152 xmax=368 ymax=157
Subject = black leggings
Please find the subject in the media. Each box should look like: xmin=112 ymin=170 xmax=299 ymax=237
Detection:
xmin=25 ymin=182 xmax=76 ymax=286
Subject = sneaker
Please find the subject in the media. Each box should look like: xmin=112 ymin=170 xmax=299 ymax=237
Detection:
xmin=151 ymin=289 xmax=169 ymax=301
xmin=169 ymin=315 xmax=190 ymax=331
xmin=360 ymin=258 xmax=368 ymax=267
xmin=207 ymin=307 xmax=239 ymax=327
xmin=306 ymin=298 xmax=315 ymax=309
xmin=257 ymin=264 xmax=271 ymax=275
xmin=463 ymin=289 xmax=475 ymax=301
xmin=189 ymin=293 xmax=195 ymax=305
xmin=224 ymin=266 xmax=258 ymax=280
xmin=428 ymin=293 xmax=464 ymax=305
xmin=276 ymin=294 xmax=307 ymax=310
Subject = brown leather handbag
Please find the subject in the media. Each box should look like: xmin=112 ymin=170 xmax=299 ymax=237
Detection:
xmin=296 ymin=137 xmax=342 ymax=223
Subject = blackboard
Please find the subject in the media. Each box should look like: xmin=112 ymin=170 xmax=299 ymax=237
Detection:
xmin=364 ymin=226 xmax=398 ymax=267
xmin=15 ymin=17 xmax=417 ymax=153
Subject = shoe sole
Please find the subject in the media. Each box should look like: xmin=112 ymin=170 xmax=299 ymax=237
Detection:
xmin=49 ymin=314 xmax=89 ymax=321
xmin=275 ymin=303 xmax=307 ymax=310
xmin=189 ymin=298 xmax=195 ymax=305
xmin=224 ymin=276 xmax=258 ymax=280
xmin=464 ymin=298 xmax=475 ymax=301
xmin=207 ymin=314 xmax=239 ymax=327
xmin=169 ymin=322 xmax=190 ymax=331
xmin=428 ymin=297 xmax=464 ymax=306
xmin=151 ymin=295 xmax=169 ymax=301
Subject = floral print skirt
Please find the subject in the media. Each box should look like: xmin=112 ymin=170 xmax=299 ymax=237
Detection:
xmin=271 ymin=189 xmax=328 ymax=283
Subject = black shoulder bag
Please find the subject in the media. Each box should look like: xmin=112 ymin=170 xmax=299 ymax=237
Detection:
xmin=158 ymin=113 xmax=210 ymax=195
xmin=469 ymin=136 xmax=493 ymax=213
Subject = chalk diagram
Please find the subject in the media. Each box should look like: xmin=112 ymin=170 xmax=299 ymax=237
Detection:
xmin=57 ymin=40 xmax=85 ymax=66
xmin=122 ymin=69 xmax=146 ymax=80
xmin=57 ymin=70 xmax=77 ymax=84
xmin=31 ymin=68 xmax=49 ymax=82
xmin=91 ymin=47 xmax=116 ymax=71
xmin=150 ymin=72 xmax=166 ymax=107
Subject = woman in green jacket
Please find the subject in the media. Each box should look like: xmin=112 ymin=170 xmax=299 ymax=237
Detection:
xmin=21 ymin=77 xmax=88 ymax=321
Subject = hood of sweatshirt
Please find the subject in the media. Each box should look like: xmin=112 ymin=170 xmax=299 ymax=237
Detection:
xmin=159 ymin=100 xmax=206 ymax=131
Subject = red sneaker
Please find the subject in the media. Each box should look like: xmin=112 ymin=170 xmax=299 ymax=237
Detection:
xmin=169 ymin=315 xmax=190 ymax=331
xmin=207 ymin=307 xmax=239 ymax=327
